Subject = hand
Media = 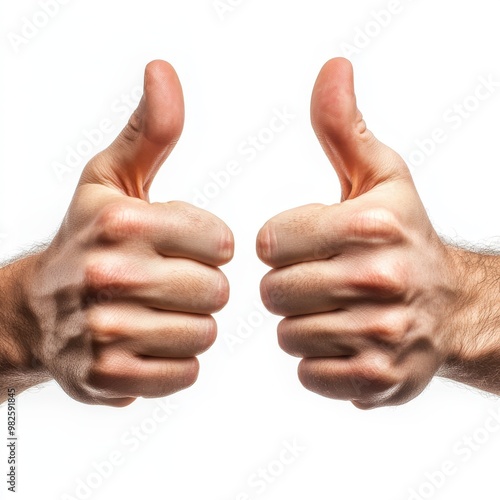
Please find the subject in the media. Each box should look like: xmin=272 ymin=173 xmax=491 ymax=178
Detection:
xmin=256 ymin=58 xmax=461 ymax=409
xmin=15 ymin=61 xmax=234 ymax=406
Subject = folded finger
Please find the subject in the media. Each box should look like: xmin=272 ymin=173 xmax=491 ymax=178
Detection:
xmin=89 ymin=354 xmax=200 ymax=399
xmin=84 ymin=256 xmax=230 ymax=314
xmin=90 ymin=305 xmax=217 ymax=358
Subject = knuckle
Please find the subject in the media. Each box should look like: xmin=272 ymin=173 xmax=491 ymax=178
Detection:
xmin=257 ymin=223 xmax=278 ymax=266
xmin=95 ymin=201 xmax=144 ymax=242
xmin=361 ymin=258 xmax=408 ymax=299
xmin=260 ymin=272 xmax=285 ymax=314
xmin=167 ymin=358 xmax=200 ymax=393
xmin=186 ymin=316 xmax=217 ymax=354
xmin=184 ymin=358 xmax=200 ymax=386
xmin=86 ymin=308 xmax=125 ymax=345
xmin=257 ymin=219 xmax=288 ymax=268
xmin=83 ymin=257 xmax=119 ymax=290
xmin=369 ymin=309 xmax=410 ymax=344
xmin=82 ymin=255 xmax=130 ymax=297
xmin=297 ymin=358 xmax=328 ymax=393
xmin=218 ymin=226 xmax=235 ymax=264
xmin=313 ymin=238 xmax=333 ymax=261
xmin=354 ymin=356 xmax=397 ymax=394
xmin=276 ymin=318 xmax=292 ymax=352
xmin=276 ymin=318 xmax=303 ymax=357
xmin=212 ymin=271 xmax=230 ymax=312
xmin=297 ymin=359 xmax=313 ymax=387
xmin=204 ymin=220 xmax=235 ymax=265
xmin=87 ymin=352 xmax=130 ymax=394
xmin=122 ymin=109 xmax=142 ymax=143
xmin=348 ymin=207 xmax=403 ymax=243
xmin=200 ymin=316 xmax=218 ymax=351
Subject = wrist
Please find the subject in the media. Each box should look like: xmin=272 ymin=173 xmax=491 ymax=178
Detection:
xmin=437 ymin=245 xmax=500 ymax=394
xmin=0 ymin=253 xmax=51 ymax=394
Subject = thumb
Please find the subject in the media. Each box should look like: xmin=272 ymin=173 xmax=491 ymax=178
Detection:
xmin=79 ymin=60 xmax=184 ymax=199
xmin=311 ymin=58 xmax=411 ymax=201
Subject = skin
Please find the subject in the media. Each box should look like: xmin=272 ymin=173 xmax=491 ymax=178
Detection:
xmin=257 ymin=58 xmax=500 ymax=409
xmin=2 ymin=58 xmax=500 ymax=411
xmin=0 ymin=61 xmax=234 ymax=406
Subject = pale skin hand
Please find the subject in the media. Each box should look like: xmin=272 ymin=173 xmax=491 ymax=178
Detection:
xmin=257 ymin=58 xmax=500 ymax=409
xmin=0 ymin=61 xmax=234 ymax=406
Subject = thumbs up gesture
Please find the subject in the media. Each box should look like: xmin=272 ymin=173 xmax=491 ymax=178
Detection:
xmin=257 ymin=58 xmax=460 ymax=409
xmin=27 ymin=61 xmax=234 ymax=406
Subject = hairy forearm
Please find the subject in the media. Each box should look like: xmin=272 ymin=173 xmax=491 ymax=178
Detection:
xmin=0 ymin=255 xmax=51 ymax=403
xmin=439 ymin=246 xmax=500 ymax=395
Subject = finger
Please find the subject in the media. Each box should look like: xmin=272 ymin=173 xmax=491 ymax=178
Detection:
xmin=90 ymin=305 xmax=217 ymax=358
xmin=277 ymin=307 xmax=404 ymax=358
xmin=298 ymin=356 xmax=398 ymax=403
xmin=80 ymin=60 xmax=184 ymax=199
xmin=89 ymin=354 xmax=200 ymax=399
xmin=92 ymin=200 xmax=234 ymax=267
xmin=260 ymin=258 xmax=405 ymax=317
xmin=257 ymin=204 xmax=340 ymax=268
xmin=84 ymin=256 xmax=230 ymax=315
xmin=150 ymin=201 xmax=234 ymax=266
xmin=102 ymin=397 xmax=136 ymax=408
xmin=257 ymin=201 xmax=404 ymax=269
xmin=311 ymin=58 xmax=411 ymax=200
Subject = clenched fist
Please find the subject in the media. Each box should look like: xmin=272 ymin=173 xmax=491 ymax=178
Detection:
xmin=257 ymin=58 xmax=462 ymax=409
xmin=3 ymin=61 xmax=234 ymax=406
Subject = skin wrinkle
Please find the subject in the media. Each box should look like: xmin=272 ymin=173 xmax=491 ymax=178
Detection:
xmin=0 ymin=60 xmax=233 ymax=406
xmin=257 ymin=57 xmax=500 ymax=408
xmin=3 ymin=56 xmax=500 ymax=410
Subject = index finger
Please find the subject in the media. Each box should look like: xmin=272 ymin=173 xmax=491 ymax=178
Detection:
xmin=151 ymin=201 xmax=234 ymax=267
xmin=256 ymin=203 xmax=349 ymax=269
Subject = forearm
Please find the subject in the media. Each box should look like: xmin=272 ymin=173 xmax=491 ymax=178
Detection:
xmin=439 ymin=246 xmax=500 ymax=395
xmin=0 ymin=255 xmax=51 ymax=403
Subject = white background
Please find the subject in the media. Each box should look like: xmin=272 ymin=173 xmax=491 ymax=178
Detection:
xmin=1 ymin=1 xmax=500 ymax=499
